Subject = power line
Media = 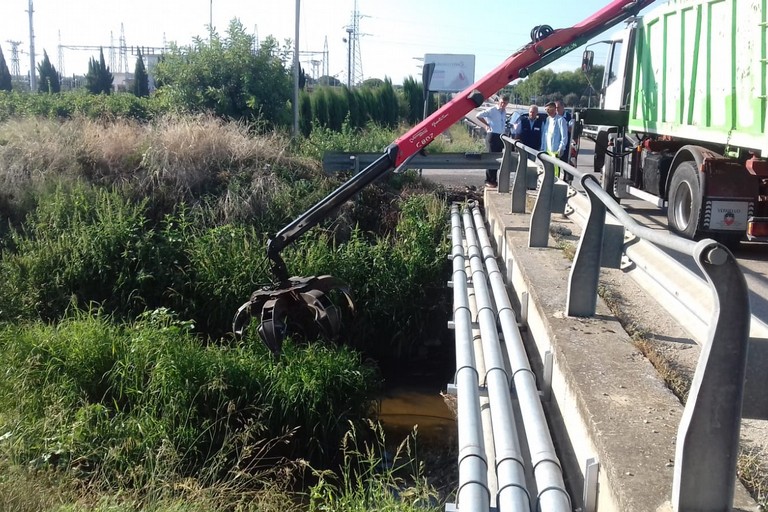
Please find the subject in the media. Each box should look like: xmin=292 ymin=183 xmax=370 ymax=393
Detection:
xmin=345 ymin=0 xmax=367 ymax=86
xmin=6 ymin=40 xmax=23 ymax=76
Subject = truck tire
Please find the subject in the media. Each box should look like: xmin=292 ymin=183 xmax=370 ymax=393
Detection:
xmin=602 ymin=154 xmax=621 ymax=204
xmin=666 ymin=161 xmax=701 ymax=239
xmin=593 ymin=130 xmax=608 ymax=174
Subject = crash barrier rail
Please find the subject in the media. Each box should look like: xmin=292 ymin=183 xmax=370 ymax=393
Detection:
xmin=321 ymin=151 xmax=501 ymax=174
xmin=446 ymin=202 xmax=571 ymax=512
xmin=495 ymin=135 xmax=751 ymax=510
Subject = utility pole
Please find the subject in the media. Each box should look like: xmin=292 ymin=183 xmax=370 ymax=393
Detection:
xmin=27 ymin=0 xmax=36 ymax=91
xmin=345 ymin=27 xmax=353 ymax=87
xmin=209 ymin=0 xmax=213 ymax=40
xmin=292 ymin=0 xmax=300 ymax=137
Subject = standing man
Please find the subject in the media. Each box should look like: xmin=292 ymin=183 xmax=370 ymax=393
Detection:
xmin=541 ymin=101 xmax=568 ymax=179
xmin=476 ymin=94 xmax=509 ymax=188
xmin=555 ymin=100 xmax=573 ymax=166
xmin=515 ymin=104 xmax=543 ymax=160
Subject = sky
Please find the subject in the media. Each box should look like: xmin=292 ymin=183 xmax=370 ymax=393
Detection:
xmin=0 ymin=0 xmax=658 ymax=87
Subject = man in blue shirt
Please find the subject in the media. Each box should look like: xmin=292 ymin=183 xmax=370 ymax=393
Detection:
xmin=541 ymin=101 xmax=568 ymax=179
xmin=476 ymin=94 xmax=509 ymax=188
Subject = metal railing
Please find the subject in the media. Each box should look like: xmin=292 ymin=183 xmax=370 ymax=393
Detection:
xmin=494 ymin=136 xmax=751 ymax=510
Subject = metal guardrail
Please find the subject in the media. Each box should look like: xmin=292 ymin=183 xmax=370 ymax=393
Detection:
xmin=321 ymin=151 xmax=501 ymax=174
xmin=498 ymin=135 xmax=751 ymax=510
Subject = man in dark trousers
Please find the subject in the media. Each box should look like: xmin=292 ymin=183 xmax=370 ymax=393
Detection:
xmin=476 ymin=94 xmax=509 ymax=188
xmin=515 ymin=104 xmax=543 ymax=160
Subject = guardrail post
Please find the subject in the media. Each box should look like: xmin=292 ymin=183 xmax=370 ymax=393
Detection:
xmin=672 ymin=241 xmax=750 ymax=511
xmin=498 ymin=138 xmax=518 ymax=193
xmin=566 ymin=174 xmax=604 ymax=316
xmin=511 ymin=142 xmax=529 ymax=213
xmin=529 ymin=155 xmax=554 ymax=248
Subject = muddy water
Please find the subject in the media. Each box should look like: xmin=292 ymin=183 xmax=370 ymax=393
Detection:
xmin=377 ymin=385 xmax=459 ymax=499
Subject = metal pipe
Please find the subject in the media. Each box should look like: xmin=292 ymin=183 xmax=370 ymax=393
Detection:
xmin=450 ymin=205 xmax=490 ymax=511
xmin=466 ymin=254 xmax=499 ymax=504
xmin=471 ymin=204 xmax=572 ymax=511
xmin=461 ymin=205 xmax=531 ymax=511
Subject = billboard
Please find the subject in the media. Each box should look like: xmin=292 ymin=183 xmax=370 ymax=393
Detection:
xmin=423 ymin=54 xmax=475 ymax=93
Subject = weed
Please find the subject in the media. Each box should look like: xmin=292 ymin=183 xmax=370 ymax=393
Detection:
xmin=308 ymin=421 xmax=441 ymax=512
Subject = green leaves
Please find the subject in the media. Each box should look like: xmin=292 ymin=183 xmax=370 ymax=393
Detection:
xmin=85 ymin=48 xmax=114 ymax=95
xmin=152 ymin=21 xmax=292 ymax=127
xmin=36 ymin=50 xmax=60 ymax=94
xmin=0 ymin=310 xmax=378 ymax=487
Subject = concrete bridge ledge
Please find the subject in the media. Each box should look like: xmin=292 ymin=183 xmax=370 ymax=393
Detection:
xmin=482 ymin=189 xmax=758 ymax=511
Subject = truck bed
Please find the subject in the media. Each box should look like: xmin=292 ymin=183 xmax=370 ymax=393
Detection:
xmin=628 ymin=0 xmax=768 ymax=156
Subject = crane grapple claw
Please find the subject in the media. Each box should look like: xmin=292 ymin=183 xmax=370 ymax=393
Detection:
xmin=232 ymin=275 xmax=355 ymax=356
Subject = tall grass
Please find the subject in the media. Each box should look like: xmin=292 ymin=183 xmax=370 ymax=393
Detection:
xmin=309 ymin=422 xmax=440 ymax=512
xmin=0 ymin=309 xmax=378 ymax=491
xmin=0 ymin=164 xmax=449 ymax=359
xmin=0 ymin=116 xmax=329 ymax=229
xmin=0 ymin=114 xmax=456 ymax=509
xmin=290 ymin=193 xmax=450 ymax=360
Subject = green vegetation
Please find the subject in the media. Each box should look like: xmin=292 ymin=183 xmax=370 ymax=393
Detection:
xmin=0 ymin=47 xmax=10 ymax=92
xmin=153 ymin=21 xmax=292 ymax=126
xmin=504 ymin=65 xmax=605 ymax=107
xmin=133 ymin=50 xmax=149 ymax=98
xmin=309 ymin=422 xmax=440 ymax=511
xmin=37 ymin=50 xmax=61 ymax=94
xmin=0 ymin=115 xmax=457 ymax=510
xmin=85 ymin=48 xmax=114 ymax=95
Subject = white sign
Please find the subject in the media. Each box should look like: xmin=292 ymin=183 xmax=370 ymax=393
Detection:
xmin=423 ymin=54 xmax=476 ymax=93
xmin=705 ymin=200 xmax=749 ymax=231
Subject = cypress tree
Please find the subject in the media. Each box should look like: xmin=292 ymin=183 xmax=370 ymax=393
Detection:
xmin=37 ymin=50 xmax=61 ymax=93
xmin=86 ymin=48 xmax=113 ymax=94
xmin=133 ymin=49 xmax=149 ymax=97
xmin=0 ymin=47 xmax=11 ymax=92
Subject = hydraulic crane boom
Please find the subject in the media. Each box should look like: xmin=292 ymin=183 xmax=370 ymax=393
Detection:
xmin=239 ymin=0 xmax=658 ymax=354
xmin=267 ymin=0 xmax=656 ymax=280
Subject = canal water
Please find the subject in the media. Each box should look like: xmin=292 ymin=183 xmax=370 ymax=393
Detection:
xmin=377 ymin=383 xmax=459 ymax=499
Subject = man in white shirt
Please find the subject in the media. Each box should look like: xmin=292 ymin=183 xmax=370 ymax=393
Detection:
xmin=476 ymin=94 xmax=509 ymax=188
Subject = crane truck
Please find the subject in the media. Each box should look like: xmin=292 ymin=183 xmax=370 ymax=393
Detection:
xmin=579 ymin=0 xmax=768 ymax=244
xmin=235 ymin=0 xmax=658 ymax=353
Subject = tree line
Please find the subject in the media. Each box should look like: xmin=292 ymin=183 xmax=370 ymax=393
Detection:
xmin=0 ymin=19 xmax=604 ymax=129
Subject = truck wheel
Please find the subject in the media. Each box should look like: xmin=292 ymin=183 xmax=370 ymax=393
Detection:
xmin=666 ymin=161 xmax=701 ymax=239
xmin=602 ymin=155 xmax=621 ymax=204
xmin=593 ymin=130 xmax=608 ymax=174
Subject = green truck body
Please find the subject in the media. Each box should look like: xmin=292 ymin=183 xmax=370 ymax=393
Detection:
xmin=628 ymin=0 xmax=767 ymax=156
xmin=586 ymin=0 xmax=768 ymax=241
